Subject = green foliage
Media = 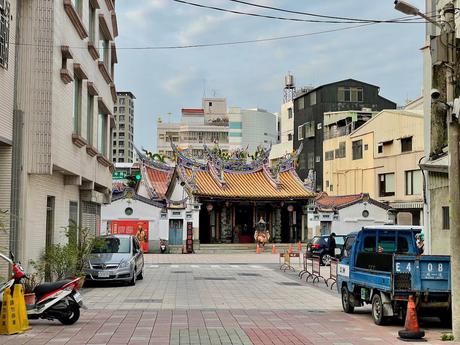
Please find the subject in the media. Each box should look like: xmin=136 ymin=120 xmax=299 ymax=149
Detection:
xmin=441 ymin=333 xmax=454 ymax=341
xmin=32 ymin=221 xmax=101 ymax=281
xmin=22 ymin=272 xmax=42 ymax=294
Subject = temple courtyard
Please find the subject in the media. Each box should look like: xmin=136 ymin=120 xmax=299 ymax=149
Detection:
xmin=1 ymin=253 xmax=452 ymax=345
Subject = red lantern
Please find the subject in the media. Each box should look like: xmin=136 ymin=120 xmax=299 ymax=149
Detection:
xmin=206 ymin=203 xmax=213 ymax=212
xmin=287 ymin=205 xmax=294 ymax=212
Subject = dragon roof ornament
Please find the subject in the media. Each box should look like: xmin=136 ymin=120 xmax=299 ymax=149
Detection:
xmin=135 ymin=146 xmax=174 ymax=172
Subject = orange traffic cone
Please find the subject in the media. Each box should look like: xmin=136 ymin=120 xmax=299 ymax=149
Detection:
xmin=271 ymin=244 xmax=277 ymax=254
xmin=288 ymin=244 xmax=293 ymax=254
xmin=398 ymin=295 xmax=425 ymax=340
xmin=256 ymin=244 xmax=261 ymax=254
xmin=297 ymin=241 xmax=302 ymax=252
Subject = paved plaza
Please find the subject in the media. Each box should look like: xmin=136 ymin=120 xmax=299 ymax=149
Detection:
xmin=0 ymin=253 xmax=454 ymax=344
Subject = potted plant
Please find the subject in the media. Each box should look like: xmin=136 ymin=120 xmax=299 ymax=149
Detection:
xmin=22 ymin=271 xmax=42 ymax=304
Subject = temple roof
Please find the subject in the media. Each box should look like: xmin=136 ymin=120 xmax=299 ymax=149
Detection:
xmin=315 ymin=193 xmax=391 ymax=211
xmin=143 ymin=164 xmax=173 ymax=199
xmin=182 ymin=168 xmax=315 ymax=200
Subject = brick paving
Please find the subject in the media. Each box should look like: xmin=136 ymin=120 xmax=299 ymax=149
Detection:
xmin=0 ymin=253 xmax=455 ymax=344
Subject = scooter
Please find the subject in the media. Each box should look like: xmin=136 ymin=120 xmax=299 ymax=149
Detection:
xmin=160 ymin=239 xmax=167 ymax=253
xmin=0 ymin=252 xmax=84 ymax=325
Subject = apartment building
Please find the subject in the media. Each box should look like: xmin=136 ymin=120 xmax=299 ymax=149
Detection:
xmin=228 ymin=107 xmax=278 ymax=152
xmin=270 ymin=100 xmax=294 ymax=165
xmin=293 ymin=79 xmax=396 ymax=191
xmin=323 ymin=100 xmax=424 ymax=225
xmin=113 ymin=91 xmax=135 ymax=163
xmin=11 ymin=0 xmax=118 ymax=266
xmin=0 ymin=0 xmax=16 ymax=273
xmin=157 ymin=98 xmax=229 ymax=159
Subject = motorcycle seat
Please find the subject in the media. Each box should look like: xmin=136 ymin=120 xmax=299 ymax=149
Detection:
xmin=34 ymin=280 xmax=73 ymax=299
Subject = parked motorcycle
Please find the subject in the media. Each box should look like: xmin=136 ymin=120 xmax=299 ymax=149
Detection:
xmin=160 ymin=239 xmax=167 ymax=254
xmin=0 ymin=251 xmax=84 ymax=325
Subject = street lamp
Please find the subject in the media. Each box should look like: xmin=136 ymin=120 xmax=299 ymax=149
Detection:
xmin=395 ymin=0 xmax=460 ymax=340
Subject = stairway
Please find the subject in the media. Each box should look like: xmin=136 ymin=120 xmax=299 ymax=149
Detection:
xmin=167 ymin=243 xmax=301 ymax=254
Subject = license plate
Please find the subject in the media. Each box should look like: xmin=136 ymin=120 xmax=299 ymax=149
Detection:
xmin=98 ymin=271 xmax=110 ymax=278
xmin=73 ymin=292 xmax=82 ymax=303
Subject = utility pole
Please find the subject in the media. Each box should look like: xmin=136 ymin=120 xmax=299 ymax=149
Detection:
xmin=444 ymin=3 xmax=460 ymax=339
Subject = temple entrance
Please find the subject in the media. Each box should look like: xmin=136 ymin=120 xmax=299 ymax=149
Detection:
xmin=199 ymin=207 xmax=211 ymax=244
xmin=234 ymin=205 xmax=254 ymax=243
xmin=281 ymin=207 xmax=290 ymax=243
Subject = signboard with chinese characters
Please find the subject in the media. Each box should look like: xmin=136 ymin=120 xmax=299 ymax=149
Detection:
xmin=110 ymin=220 xmax=149 ymax=252
xmin=186 ymin=222 xmax=193 ymax=253
xmin=112 ymin=171 xmax=127 ymax=180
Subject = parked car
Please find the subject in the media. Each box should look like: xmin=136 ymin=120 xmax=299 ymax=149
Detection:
xmin=306 ymin=234 xmax=346 ymax=265
xmin=85 ymin=234 xmax=144 ymax=286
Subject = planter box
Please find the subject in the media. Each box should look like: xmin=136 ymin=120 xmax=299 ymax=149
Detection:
xmin=24 ymin=293 xmax=35 ymax=305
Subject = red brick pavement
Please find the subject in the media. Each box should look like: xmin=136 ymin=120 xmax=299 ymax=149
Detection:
xmin=0 ymin=309 xmax=455 ymax=344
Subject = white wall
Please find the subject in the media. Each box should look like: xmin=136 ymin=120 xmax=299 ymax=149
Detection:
xmin=241 ymin=109 xmax=278 ymax=152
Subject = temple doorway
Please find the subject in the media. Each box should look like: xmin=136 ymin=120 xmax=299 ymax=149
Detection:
xmin=234 ymin=205 xmax=254 ymax=243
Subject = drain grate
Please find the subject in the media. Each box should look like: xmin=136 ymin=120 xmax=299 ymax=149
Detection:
xmin=278 ymin=282 xmax=301 ymax=286
xmin=238 ymin=273 xmax=262 ymax=277
xmin=125 ymin=299 xmax=163 ymax=303
xmin=171 ymin=271 xmax=192 ymax=274
xmin=194 ymin=277 xmax=236 ymax=281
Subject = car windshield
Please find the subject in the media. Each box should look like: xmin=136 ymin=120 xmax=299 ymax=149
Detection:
xmin=92 ymin=237 xmax=131 ymax=254
xmin=335 ymin=236 xmax=345 ymax=245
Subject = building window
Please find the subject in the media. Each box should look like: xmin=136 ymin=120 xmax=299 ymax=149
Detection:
xmin=317 ymin=123 xmax=322 ymax=130
xmin=352 ymin=139 xmax=363 ymax=160
xmin=338 ymin=87 xmax=363 ymax=102
xmin=87 ymin=94 xmax=94 ymax=144
xmin=73 ymin=77 xmax=82 ymax=134
xmin=401 ymin=137 xmax=413 ymax=152
xmin=405 ymin=170 xmax=422 ymax=195
xmin=315 ymin=155 xmax=321 ymax=163
xmin=378 ymin=144 xmax=383 ymax=154
xmin=0 ymin=0 xmax=10 ymax=69
xmin=379 ymin=173 xmax=395 ymax=197
xmin=330 ymin=184 xmax=333 ymax=192
xmin=362 ymin=210 xmax=369 ymax=218
xmin=125 ymin=207 xmax=133 ymax=216
xmin=119 ymin=106 xmax=125 ymax=113
xmin=310 ymin=92 xmax=317 ymax=106
xmin=325 ymin=150 xmax=334 ymax=161
xmin=119 ymin=98 xmax=125 ymax=105
xmin=71 ymin=0 xmax=82 ymax=14
xmin=288 ymin=107 xmax=293 ymax=119
xmin=88 ymin=1 xmax=96 ymax=41
xmin=298 ymin=125 xmax=304 ymax=140
xmin=335 ymin=142 xmax=346 ymax=158
xmin=304 ymin=121 xmax=315 ymax=138
xmin=442 ymin=206 xmax=450 ymax=230
xmin=119 ymin=115 xmax=125 ymax=122
xmin=307 ymin=152 xmax=314 ymax=169
xmin=364 ymin=144 xmax=368 ymax=151
xmin=298 ymin=96 xmax=305 ymax=110
xmin=119 ymin=140 xmax=124 ymax=146
xmin=119 ymin=158 xmax=124 ymax=162
xmin=119 ymin=124 xmax=125 ymax=130
xmin=288 ymin=133 xmax=293 ymax=141
xmin=97 ymin=113 xmax=107 ymax=156
xmin=98 ymin=28 xmax=109 ymax=67
xmin=69 ymin=201 xmax=78 ymax=225
xmin=229 ymin=122 xmax=242 ymax=129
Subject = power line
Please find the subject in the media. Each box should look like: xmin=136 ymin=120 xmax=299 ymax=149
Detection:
xmin=9 ymin=23 xmax=376 ymax=50
xmin=173 ymin=0 xmax=429 ymax=24
xmin=223 ymin=0 xmax=423 ymax=23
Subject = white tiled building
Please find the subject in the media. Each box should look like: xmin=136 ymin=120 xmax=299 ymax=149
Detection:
xmin=113 ymin=91 xmax=135 ymax=163
xmin=10 ymin=0 xmax=118 ymax=267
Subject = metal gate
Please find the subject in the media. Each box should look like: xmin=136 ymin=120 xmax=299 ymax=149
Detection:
xmin=169 ymin=219 xmax=183 ymax=245
xmin=80 ymin=201 xmax=101 ymax=236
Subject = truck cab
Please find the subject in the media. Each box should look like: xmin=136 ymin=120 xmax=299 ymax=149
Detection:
xmin=338 ymin=226 xmax=451 ymax=325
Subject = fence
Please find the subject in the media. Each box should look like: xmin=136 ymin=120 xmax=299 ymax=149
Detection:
xmin=299 ymin=252 xmax=312 ymax=280
xmin=279 ymin=251 xmax=301 ymax=272
xmin=326 ymin=258 xmax=338 ymax=289
xmin=306 ymin=256 xmax=326 ymax=284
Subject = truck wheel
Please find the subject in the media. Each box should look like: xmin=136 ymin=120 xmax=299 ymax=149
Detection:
xmin=371 ymin=293 xmax=386 ymax=325
xmin=341 ymin=286 xmax=354 ymax=313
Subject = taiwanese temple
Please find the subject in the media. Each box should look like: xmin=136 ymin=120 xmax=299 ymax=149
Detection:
xmin=103 ymin=144 xmax=316 ymax=251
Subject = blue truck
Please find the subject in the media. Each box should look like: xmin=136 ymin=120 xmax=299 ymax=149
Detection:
xmin=337 ymin=226 xmax=451 ymax=325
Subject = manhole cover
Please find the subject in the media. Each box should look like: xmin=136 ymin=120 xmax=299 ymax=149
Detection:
xmin=171 ymin=271 xmax=192 ymax=274
xmin=238 ymin=273 xmax=261 ymax=277
xmin=279 ymin=282 xmax=301 ymax=286
xmin=194 ymin=277 xmax=236 ymax=281
xmin=125 ymin=299 xmax=163 ymax=303
xmin=305 ymin=309 xmax=326 ymax=314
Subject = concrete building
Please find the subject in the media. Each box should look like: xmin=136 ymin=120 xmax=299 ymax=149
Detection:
xmin=113 ymin=91 xmax=135 ymax=163
xmin=11 ymin=0 xmax=118 ymax=267
xmin=293 ymin=79 xmax=396 ymax=191
xmin=157 ymin=99 xmax=229 ymax=159
xmin=228 ymin=107 xmax=278 ymax=152
xmin=323 ymin=103 xmax=424 ymax=225
xmin=270 ymin=100 xmax=294 ymax=165
xmin=0 ymin=0 xmax=16 ymax=274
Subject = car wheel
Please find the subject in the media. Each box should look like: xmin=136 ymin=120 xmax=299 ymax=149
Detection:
xmin=128 ymin=267 xmax=136 ymax=286
xmin=341 ymin=286 xmax=354 ymax=313
xmin=137 ymin=266 xmax=144 ymax=280
xmin=321 ymin=254 xmax=331 ymax=266
xmin=372 ymin=293 xmax=386 ymax=325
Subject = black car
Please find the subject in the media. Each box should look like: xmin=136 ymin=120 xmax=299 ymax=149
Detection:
xmin=306 ymin=234 xmax=346 ymax=265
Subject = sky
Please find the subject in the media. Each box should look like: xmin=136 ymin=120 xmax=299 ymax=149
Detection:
xmin=114 ymin=0 xmax=427 ymax=151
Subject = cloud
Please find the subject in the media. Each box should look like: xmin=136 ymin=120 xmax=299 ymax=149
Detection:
xmin=162 ymin=74 xmax=196 ymax=95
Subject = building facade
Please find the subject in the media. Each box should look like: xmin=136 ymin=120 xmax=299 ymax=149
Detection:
xmin=323 ymin=106 xmax=424 ymax=225
xmin=113 ymin=91 xmax=135 ymax=163
xmin=228 ymin=107 xmax=278 ymax=152
xmin=0 ymin=0 xmax=16 ymax=274
xmin=293 ymin=79 xmax=396 ymax=191
xmin=11 ymin=0 xmax=118 ymax=267
xmin=270 ymin=100 xmax=294 ymax=165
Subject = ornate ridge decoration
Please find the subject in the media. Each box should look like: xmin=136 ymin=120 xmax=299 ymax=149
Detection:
xmin=207 ymin=161 xmax=226 ymax=188
xmin=135 ymin=146 xmax=174 ymax=172
xmin=262 ymin=164 xmax=280 ymax=189
xmin=177 ymin=165 xmax=197 ymax=193
xmin=140 ymin=163 xmax=158 ymax=199
xmin=273 ymin=142 xmax=303 ymax=173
